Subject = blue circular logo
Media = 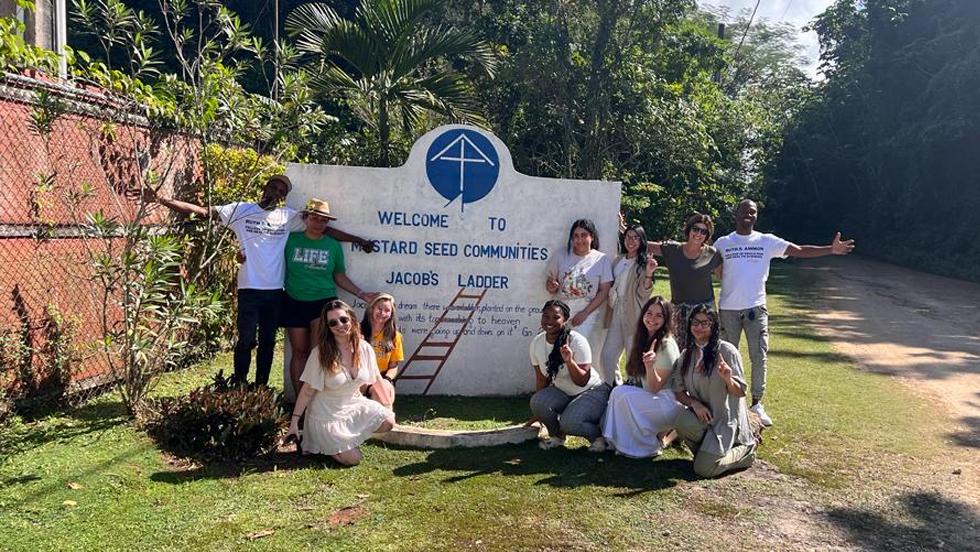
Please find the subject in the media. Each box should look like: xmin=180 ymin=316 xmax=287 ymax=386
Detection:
xmin=426 ymin=129 xmax=500 ymax=211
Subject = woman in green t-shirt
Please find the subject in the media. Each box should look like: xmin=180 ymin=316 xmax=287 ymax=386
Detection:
xmin=282 ymin=199 xmax=377 ymax=399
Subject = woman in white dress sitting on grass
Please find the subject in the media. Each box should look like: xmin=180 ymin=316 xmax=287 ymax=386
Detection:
xmin=285 ymin=300 xmax=395 ymax=466
xmin=598 ymin=296 xmax=682 ymax=457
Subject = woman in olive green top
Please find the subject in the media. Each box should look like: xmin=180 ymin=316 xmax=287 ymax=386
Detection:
xmin=672 ymin=304 xmax=756 ymax=478
xmin=282 ymin=199 xmax=377 ymax=398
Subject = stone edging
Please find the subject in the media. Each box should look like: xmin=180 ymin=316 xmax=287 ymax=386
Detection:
xmin=372 ymin=424 xmax=542 ymax=449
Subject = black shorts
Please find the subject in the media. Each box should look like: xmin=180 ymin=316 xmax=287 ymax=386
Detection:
xmin=279 ymin=294 xmax=337 ymax=328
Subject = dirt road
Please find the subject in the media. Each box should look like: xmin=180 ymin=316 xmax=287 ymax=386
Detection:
xmin=800 ymin=256 xmax=980 ymax=450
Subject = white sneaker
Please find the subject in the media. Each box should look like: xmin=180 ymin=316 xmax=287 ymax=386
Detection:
xmin=538 ymin=436 xmax=566 ymax=450
xmin=588 ymin=437 xmax=607 ymax=453
xmin=751 ymin=403 xmax=773 ymax=427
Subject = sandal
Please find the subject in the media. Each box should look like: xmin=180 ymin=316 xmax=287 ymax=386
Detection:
xmin=283 ymin=433 xmax=303 ymax=457
xmin=658 ymin=429 xmax=678 ymax=449
xmin=538 ymin=436 xmax=566 ymax=450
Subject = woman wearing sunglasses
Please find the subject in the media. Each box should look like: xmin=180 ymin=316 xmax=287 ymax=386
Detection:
xmin=639 ymin=213 xmax=722 ymax=351
xmin=285 ymin=300 xmax=395 ymax=466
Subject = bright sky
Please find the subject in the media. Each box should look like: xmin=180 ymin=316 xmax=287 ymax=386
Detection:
xmin=699 ymin=0 xmax=836 ymax=76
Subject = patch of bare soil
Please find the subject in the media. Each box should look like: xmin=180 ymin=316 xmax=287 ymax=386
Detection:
xmin=304 ymin=505 xmax=370 ymax=531
xmin=326 ymin=505 xmax=369 ymax=526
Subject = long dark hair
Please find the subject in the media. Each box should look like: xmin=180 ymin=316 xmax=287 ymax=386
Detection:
xmin=622 ymin=224 xmax=649 ymax=279
xmin=317 ymin=300 xmax=363 ymax=375
xmin=679 ymin=304 xmax=720 ymax=379
xmin=542 ymin=299 xmax=572 ymax=383
xmin=625 ymin=297 xmax=673 ymax=378
xmin=566 ymin=219 xmax=599 ymax=253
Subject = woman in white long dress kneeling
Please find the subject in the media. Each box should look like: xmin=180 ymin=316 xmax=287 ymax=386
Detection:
xmin=285 ymin=300 xmax=396 ymax=466
xmin=599 ymin=296 xmax=682 ymax=457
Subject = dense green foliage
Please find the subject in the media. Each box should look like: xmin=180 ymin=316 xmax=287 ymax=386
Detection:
xmin=286 ymin=0 xmax=497 ymax=165
xmin=429 ymin=0 xmax=809 ymax=239
xmin=146 ymin=372 xmax=286 ymax=461
xmin=54 ymin=0 xmax=807 ymax=240
xmin=451 ymin=0 xmax=765 ymax=238
xmin=764 ymin=0 xmax=980 ymax=281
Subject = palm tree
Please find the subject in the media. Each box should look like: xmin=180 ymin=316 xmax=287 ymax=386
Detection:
xmin=285 ymin=0 xmax=497 ymax=165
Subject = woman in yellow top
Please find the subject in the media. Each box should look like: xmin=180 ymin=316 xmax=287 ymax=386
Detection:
xmin=360 ymin=294 xmax=403 ymax=406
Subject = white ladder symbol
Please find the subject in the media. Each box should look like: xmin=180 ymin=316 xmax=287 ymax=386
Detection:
xmin=429 ymin=133 xmax=495 ymax=211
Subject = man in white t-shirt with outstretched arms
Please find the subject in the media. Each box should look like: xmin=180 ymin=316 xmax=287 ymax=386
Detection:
xmin=714 ymin=199 xmax=854 ymax=427
xmin=144 ymin=175 xmax=373 ymax=387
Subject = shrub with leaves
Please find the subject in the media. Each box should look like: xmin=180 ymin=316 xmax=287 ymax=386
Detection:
xmin=0 ymin=327 xmax=25 ymax=425
xmin=0 ymin=305 xmax=80 ymax=416
xmin=83 ymin=213 xmax=225 ymax=415
xmin=146 ymin=372 xmax=286 ymax=462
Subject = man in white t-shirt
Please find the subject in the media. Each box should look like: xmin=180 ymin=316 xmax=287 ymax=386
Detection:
xmin=714 ymin=199 xmax=854 ymax=426
xmin=145 ymin=175 xmax=373 ymax=386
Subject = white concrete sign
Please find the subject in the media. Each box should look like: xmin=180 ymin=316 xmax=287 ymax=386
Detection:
xmin=285 ymin=125 xmax=620 ymax=396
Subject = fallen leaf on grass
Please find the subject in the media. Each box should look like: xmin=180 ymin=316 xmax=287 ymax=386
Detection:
xmin=246 ymin=529 xmax=275 ymax=540
xmin=67 ymin=482 xmax=83 ymax=490
xmin=62 ymin=500 xmax=77 ymax=507
xmin=356 ymin=493 xmax=370 ymax=499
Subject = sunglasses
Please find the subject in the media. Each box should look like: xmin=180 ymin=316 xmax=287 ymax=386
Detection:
xmin=327 ymin=316 xmax=351 ymax=328
xmin=691 ymin=226 xmax=710 ymax=236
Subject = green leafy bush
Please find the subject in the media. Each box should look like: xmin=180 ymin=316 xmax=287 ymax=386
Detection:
xmin=0 ymin=305 xmax=80 ymax=417
xmin=146 ymin=372 xmax=286 ymax=462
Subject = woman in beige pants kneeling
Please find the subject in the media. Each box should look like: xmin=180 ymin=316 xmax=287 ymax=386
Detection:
xmin=672 ymin=305 xmax=756 ymax=478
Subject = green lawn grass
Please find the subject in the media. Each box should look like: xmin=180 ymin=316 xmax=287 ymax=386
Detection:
xmin=0 ymin=264 xmax=957 ymax=551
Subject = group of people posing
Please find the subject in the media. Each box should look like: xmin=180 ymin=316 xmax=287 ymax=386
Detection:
xmin=146 ymin=175 xmax=403 ymax=466
xmin=531 ymin=206 xmax=853 ymax=477
xmin=146 ymin=175 xmax=854 ymax=476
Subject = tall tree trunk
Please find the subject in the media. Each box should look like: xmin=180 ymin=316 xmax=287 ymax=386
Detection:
xmin=580 ymin=0 xmax=620 ymax=180
xmin=379 ymin=94 xmax=391 ymax=166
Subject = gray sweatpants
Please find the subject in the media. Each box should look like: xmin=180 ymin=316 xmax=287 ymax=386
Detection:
xmin=719 ymin=305 xmax=769 ymax=402
xmin=675 ymin=408 xmax=756 ymax=478
xmin=529 ymin=384 xmax=611 ymax=442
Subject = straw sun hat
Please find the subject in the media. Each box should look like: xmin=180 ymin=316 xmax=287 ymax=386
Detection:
xmin=303 ymin=198 xmax=337 ymax=220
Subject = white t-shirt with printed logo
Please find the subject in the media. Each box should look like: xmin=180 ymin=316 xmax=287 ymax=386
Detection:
xmin=714 ymin=231 xmax=793 ymax=310
xmin=215 ymin=202 xmax=304 ymax=290
xmin=547 ymin=249 xmax=614 ymax=314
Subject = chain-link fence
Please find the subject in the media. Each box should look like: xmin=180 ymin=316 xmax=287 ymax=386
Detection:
xmin=0 ymin=71 xmax=199 ymax=407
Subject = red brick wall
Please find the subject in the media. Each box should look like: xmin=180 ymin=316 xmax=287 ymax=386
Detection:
xmin=0 ymin=73 xmax=200 ymax=389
